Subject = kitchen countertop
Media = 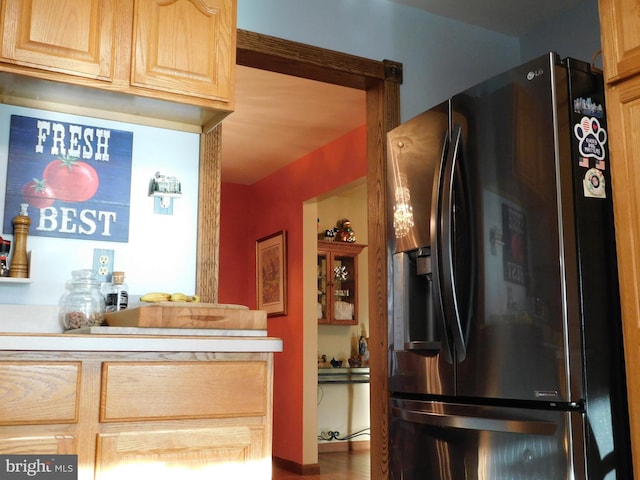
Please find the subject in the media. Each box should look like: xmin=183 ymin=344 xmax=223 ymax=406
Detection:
xmin=0 ymin=332 xmax=283 ymax=353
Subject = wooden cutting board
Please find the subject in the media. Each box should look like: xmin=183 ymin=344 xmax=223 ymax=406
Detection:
xmin=104 ymin=303 xmax=267 ymax=330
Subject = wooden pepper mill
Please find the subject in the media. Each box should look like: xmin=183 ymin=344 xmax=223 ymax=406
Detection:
xmin=8 ymin=203 xmax=31 ymax=278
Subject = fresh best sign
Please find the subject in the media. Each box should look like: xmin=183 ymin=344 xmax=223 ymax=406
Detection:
xmin=3 ymin=115 xmax=133 ymax=242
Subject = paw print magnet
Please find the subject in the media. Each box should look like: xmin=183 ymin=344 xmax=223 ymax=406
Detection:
xmin=574 ymin=116 xmax=607 ymax=170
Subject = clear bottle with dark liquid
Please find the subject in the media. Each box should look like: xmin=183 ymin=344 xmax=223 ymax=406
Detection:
xmin=105 ymin=271 xmax=129 ymax=312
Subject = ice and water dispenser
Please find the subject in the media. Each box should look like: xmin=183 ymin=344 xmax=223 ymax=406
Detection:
xmin=392 ymin=247 xmax=440 ymax=354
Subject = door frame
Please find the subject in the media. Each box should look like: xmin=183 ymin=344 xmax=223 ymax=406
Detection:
xmin=196 ymin=29 xmax=402 ymax=480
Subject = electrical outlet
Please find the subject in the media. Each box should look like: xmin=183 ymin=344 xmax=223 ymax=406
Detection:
xmin=93 ymin=248 xmax=114 ymax=284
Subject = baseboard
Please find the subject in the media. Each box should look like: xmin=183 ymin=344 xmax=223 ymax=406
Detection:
xmin=317 ymin=440 xmax=371 ymax=453
xmin=273 ymin=456 xmax=321 ymax=475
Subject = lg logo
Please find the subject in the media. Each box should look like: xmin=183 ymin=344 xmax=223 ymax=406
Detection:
xmin=527 ymin=69 xmax=544 ymax=80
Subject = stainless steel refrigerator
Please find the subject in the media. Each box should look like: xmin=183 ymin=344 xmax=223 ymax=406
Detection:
xmin=386 ymin=52 xmax=633 ymax=479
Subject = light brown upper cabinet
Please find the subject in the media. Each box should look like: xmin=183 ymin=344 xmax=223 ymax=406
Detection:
xmin=0 ymin=0 xmax=236 ymax=131
xmin=599 ymin=0 xmax=640 ymax=84
xmin=0 ymin=0 xmax=117 ymax=81
xmin=132 ymin=0 xmax=235 ymax=102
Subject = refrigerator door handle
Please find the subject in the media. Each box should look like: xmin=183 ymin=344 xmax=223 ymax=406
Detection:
xmin=390 ymin=405 xmax=557 ymax=436
xmin=430 ymin=128 xmax=454 ymax=364
xmin=432 ymin=123 xmax=469 ymax=361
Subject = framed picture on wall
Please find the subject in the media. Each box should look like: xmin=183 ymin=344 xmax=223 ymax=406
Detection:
xmin=256 ymin=230 xmax=288 ymax=316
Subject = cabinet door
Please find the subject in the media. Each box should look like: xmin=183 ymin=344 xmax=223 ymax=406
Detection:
xmin=0 ymin=362 xmax=81 ymax=425
xmin=96 ymin=426 xmax=267 ymax=479
xmin=317 ymin=251 xmax=329 ymax=324
xmin=131 ymin=0 xmax=235 ymax=102
xmin=332 ymin=253 xmax=357 ymax=325
xmin=603 ymin=77 xmax=640 ymax=476
xmin=599 ymin=0 xmax=640 ymax=83
xmin=0 ymin=0 xmax=116 ymax=80
xmin=0 ymin=435 xmax=77 ymax=455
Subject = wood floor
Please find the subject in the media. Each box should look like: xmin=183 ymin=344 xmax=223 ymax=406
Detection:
xmin=273 ymin=451 xmax=370 ymax=480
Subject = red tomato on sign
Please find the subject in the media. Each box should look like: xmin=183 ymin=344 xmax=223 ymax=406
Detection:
xmin=21 ymin=178 xmax=55 ymax=208
xmin=43 ymin=156 xmax=99 ymax=202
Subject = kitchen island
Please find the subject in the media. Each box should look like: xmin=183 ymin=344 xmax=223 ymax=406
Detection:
xmin=0 ymin=332 xmax=282 ymax=480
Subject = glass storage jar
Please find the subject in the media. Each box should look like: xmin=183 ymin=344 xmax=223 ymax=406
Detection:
xmin=60 ymin=269 xmax=106 ymax=330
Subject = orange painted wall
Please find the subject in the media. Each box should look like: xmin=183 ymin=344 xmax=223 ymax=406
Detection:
xmin=218 ymin=182 xmax=256 ymax=308
xmin=218 ymin=124 xmax=367 ymax=464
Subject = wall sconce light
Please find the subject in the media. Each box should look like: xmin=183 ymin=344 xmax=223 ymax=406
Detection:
xmin=148 ymin=171 xmax=182 ymax=212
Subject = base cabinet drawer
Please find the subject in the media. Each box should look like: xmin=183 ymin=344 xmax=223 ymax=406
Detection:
xmin=100 ymin=361 xmax=267 ymax=421
xmin=95 ymin=426 xmax=266 ymax=480
xmin=0 ymin=434 xmax=77 ymax=454
xmin=0 ymin=362 xmax=81 ymax=425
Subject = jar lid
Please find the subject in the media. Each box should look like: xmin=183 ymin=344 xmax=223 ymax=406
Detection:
xmin=69 ymin=269 xmax=100 ymax=285
xmin=71 ymin=269 xmax=96 ymax=280
xmin=112 ymin=271 xmax=125 ymax=283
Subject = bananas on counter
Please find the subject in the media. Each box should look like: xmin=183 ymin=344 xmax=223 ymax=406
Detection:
xmin=140 ymin=292 xmax=201 ymax=303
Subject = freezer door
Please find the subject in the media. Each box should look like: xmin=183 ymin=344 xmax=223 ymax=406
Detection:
xmin=389 ymin=398 xmax=588 ymax=480
xmin=449 ymin=53 xmax=583 ymax=403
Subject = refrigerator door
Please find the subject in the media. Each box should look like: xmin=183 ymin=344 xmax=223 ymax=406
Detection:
xmin=389 ymin=398 xmax=587 ymax=480
xmin=387 ymin=101 xmax=456 ymax=395
xmin=448 ymin=53 xmax=583 ymax=403
xmin=387 ymin=100 xmax=473 ymax=395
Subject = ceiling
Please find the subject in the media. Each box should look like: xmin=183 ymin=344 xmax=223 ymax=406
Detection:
xmin=221 ymin=0 xmax=587 ymax=185
xmin=221 ymin=67 xmax=366 ymax=185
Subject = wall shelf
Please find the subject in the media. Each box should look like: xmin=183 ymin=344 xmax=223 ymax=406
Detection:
xmin=0 ymin=277 xmax=31 ymax=284
xmin=318 ymin=367 xmax=370 ymax=384
xmin=0 ymin=251 xmax=32 ymax=283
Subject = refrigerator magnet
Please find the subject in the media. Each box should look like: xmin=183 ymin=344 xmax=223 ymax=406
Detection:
xmin=584 ymin=168 xmax=606 ymax=199
xmin=574 ymin=116 xmax=607 ymax=166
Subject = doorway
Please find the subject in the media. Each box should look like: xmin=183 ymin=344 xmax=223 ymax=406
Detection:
xmin=197 ymin=29 xmax=402 ymax=480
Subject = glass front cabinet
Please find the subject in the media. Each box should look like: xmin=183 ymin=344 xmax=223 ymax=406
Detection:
xmin=317 ymin=240 xmax=366 ymax=325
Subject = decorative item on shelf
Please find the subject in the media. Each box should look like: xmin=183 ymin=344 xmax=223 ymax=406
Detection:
xmin=148 ymin=171 xmax=182 ymax=212
xmin=335 ymin=218 xmax=356 ymax=242
xmin=323 ymin=228 xmax=337 ymax=241
xmin=318 ymin=354 xmax=327 ymax=367
xmin=0 ymin=237 xmax=10 ymax=277
xmin=334 ymin=265 xmax=349 ymax=281
xmin=330 ymin=357 xmax=343 ymax=368
xmin=348 ymin=356 xmax=361 ymax=367
xmin=8 ymin=204 xmax=30 ymax=278
xmin=359 ymin=335 xmax=370 ymax=366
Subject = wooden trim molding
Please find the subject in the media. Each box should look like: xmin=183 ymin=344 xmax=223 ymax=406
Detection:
xmin=196 ymin=29 xmax=401 ymax=480
xmin=196 ymin=124 xmax=222 ymax=304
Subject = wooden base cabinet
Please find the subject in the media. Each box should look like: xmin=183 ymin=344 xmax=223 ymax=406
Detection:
xmin=0 ymin=350 xmax=274 ymax=480
xmin=96 ymin=425 xmax=267 ymax=479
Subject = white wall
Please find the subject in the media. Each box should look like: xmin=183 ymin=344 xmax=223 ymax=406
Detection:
xmin=0 ymin=104 xmax=200 ymax=312
xmin=239 ymin=0 xmax=604 ymax=121
xmin=238 ymin=0 xmax=521 ymax=122
xmin=520 ymin=0 xmax=602 ymax=65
